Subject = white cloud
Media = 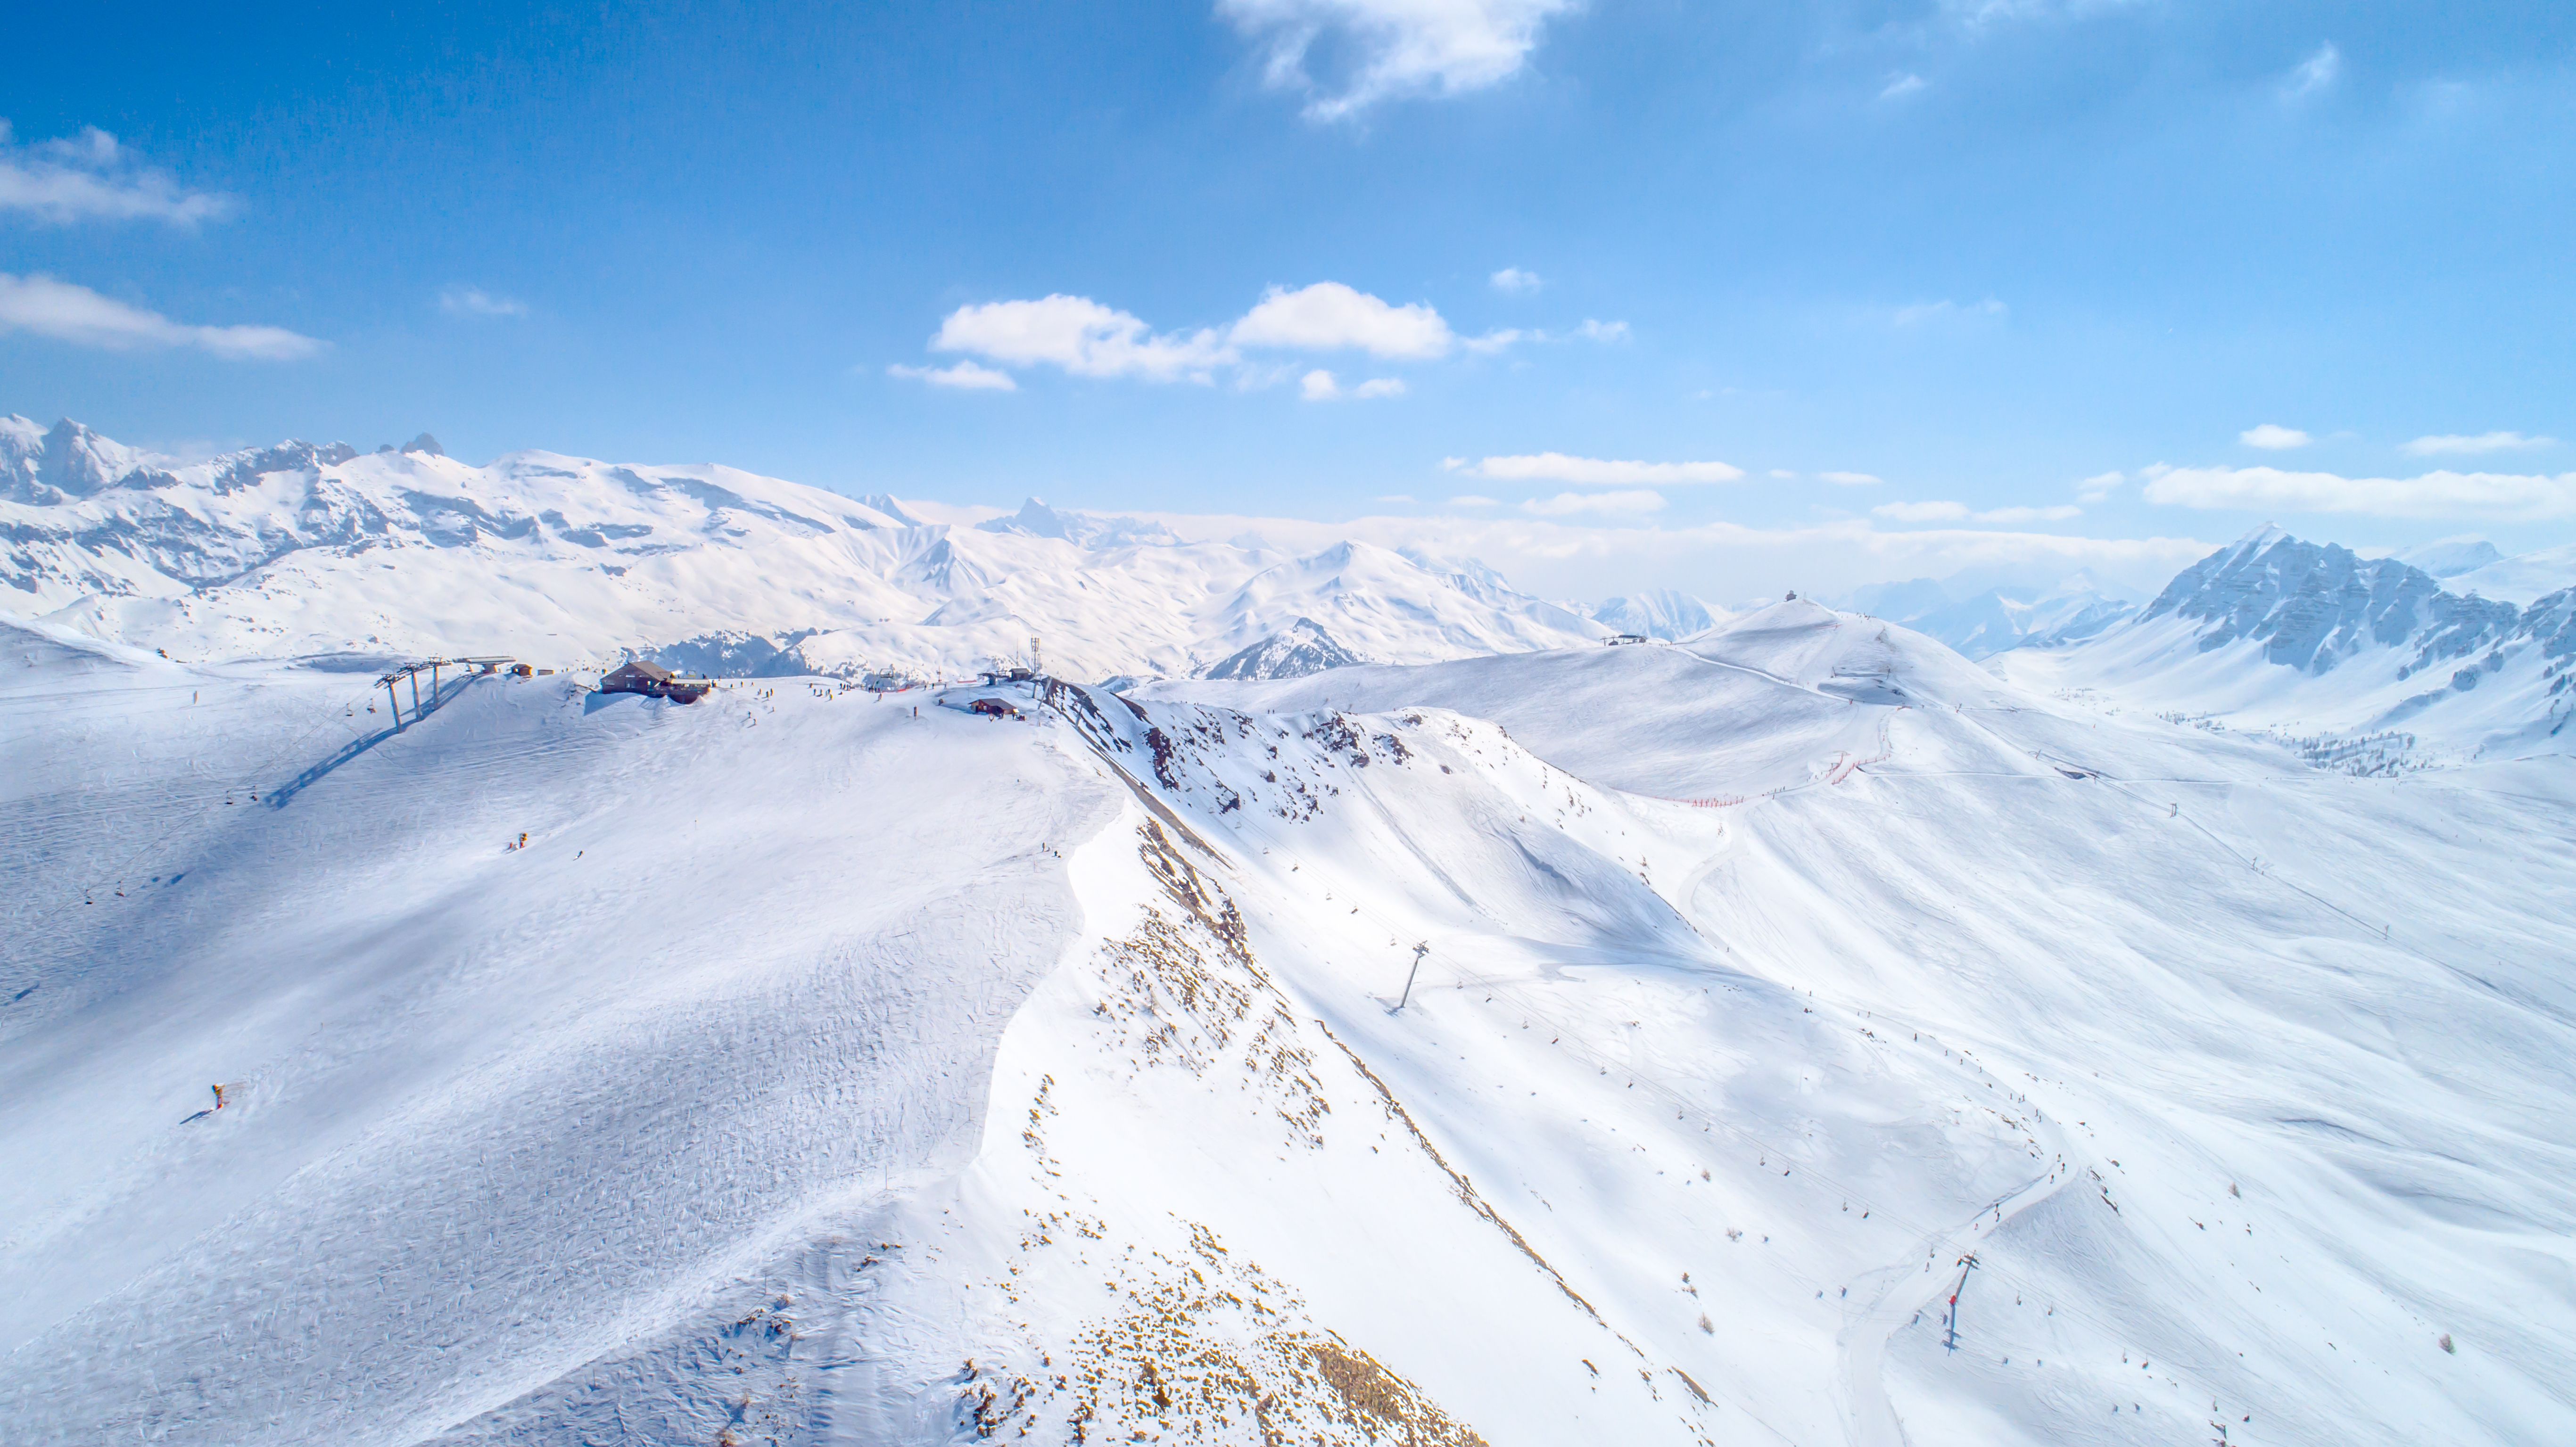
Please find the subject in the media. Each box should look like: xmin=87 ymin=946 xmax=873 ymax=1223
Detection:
xmin=919 ymin=282 xmax=1507 ymax=389
xmin=1879 ymin=73 xmax=1927 ymax=101
xmin=1573 ymin=318 xmax=1628 ymax=343
xmin=890 ymin=359 xmax=1019 ymax=391
xmin=1874 ymin=500 xmax=1970 ymax=522
xmin=1298 ymin=369 xmax=1410 ymax=401
xmin=438 ymin=284 xmax=526 ymax=319
xmin=0 ymin=123 xmax=231 ymax=226
xmin=2140 ymin=463 xmax=2576 ymax=519
xmin=1447 ymin=494 xmax=1501 ymax=506
xmin=1490 ymin=267 xmax=1542 ymax=294
xmin=2283 ymin=42 xmax=2340 ymax=100
xmin=1891 ymin=297 xmax=2006 ymax=327
xmin=0 ymin=271 xmax=321 ymax=360
xmin=1449 ymin=452 xmax=1746 ymax=485
xmin=933 ymin=294 xmax=1230 ymax=381
xmin=2402 ymin=430 xmax=2555 ymax=457
xmin=1874 ymin=499 xmax=2080 ymax=525
xmin=1375 ymin=493 xmax=1416 ymax=502
xmin=1768 ymin=469 xmax=1798 ymax=480
xmin=2075 ymin=469 xmax=2123 ymax=502
xmin=1232 ymin=281 xmax=1454 ymax=358
xmin=1217 ymin=0 xmax=1576 ymax=122
xmin=1818 ymin=470 xmax=1881 ymax=486
xmin=2239 ymin=423 xmax=2311 ymax=450
xmin=1522 ymin=489 xmax=1666 ymax=516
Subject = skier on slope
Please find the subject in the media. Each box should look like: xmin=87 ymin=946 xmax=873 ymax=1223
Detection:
xmin=212 ymin=1084 xmax=227 ymax=1110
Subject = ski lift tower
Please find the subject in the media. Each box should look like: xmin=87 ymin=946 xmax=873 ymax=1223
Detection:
xmin=1396 ymin=941 xmax=1430 ymax=1011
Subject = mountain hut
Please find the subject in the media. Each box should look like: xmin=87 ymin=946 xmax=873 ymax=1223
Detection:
xmin=599 ymin=660 xmax=709 ymax=703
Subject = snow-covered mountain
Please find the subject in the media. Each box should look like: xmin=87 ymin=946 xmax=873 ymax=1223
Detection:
xmin=1589 ymin=587 xmax=1721 ymax=640
xmin=9 ymin=602 xmax=2568 ymax=1446
xmin=1838 ymin=572 xmax=2138 ymax=659
xmin=2392 ymin=536 xmax=2503 ymax=580
xmin=1999 ymin=526 xmax=2576 ymax=769
xmin=1202 ymin=615 xmax=1368 ymax=680
xmin=0 ymin=416 xmax=1607 ymax=682
xmin=2443 ymin=541 xmax=2576 ymax=605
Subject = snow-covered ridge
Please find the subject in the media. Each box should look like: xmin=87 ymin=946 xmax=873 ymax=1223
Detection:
xmin=0 ymin=415 xmax=1606 ymax=679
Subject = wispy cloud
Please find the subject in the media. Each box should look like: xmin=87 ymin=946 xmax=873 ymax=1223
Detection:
xmin=1879 ymin=73 xmax=1927 ymax=102
xmin=1891 ymin=297 xmax=2006 ymax=327
xmin=438 ymin=284 xmax=526 ymax=319
xmin=890 ymin=359 xmax=1019 ymax=391
xmin=1572 ymin=318 xmax=1628 ymax=342
xmin=2239 ymin=423 xmax=2311 ymax=450
xmin=1875 ymin=499 xmax=2081 ymax=524
xmin=1818 ymin=470 xmax=1881 ymax=485
xmin=1218 ymin=0 xmax=1576 ymax=121
xmin=1447 ymin=452 xmax=1745 ymax=485
xmin=0 ymin=271 xmax=321 ymax=359
xmin=1522 ymin=489 xmax=1666 ymax=516
xmin=0 ymin=123 xmax=232 ymax=226
xmin=2282 ymin=42 xmax=2340 ymax=100
xmin=1874 ymin=500 xmax=1969 ymax=522
xmin=1490 ymin=267 xmax=1542 ymax=294
xmin=2075 ymin=469 xmax=2123 ymax=502
xmin=2401 ymin=430 xmax=2555 ymax=457
xmin=1109 ymin=498 xmax=2216 ymax=600
xmin=2141 ymin=462 xmax=2576 ymax=518
xmin=1447 ymin=494 xmax=1501 ymax=506
xmin=1300 ymin=369 xmax=1406 ymax=400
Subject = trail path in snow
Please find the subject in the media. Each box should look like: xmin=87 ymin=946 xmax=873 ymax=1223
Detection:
xmin=1179 ymin=701 xmax=2069 ymax=1447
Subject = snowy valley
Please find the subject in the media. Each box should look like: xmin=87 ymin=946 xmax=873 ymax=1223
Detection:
xmin=4 ymin=421 xmax=2574 ymax=1447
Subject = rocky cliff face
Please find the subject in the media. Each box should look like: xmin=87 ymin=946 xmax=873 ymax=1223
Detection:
xmin=2140 ymin=526 xmax=2539 ymax=679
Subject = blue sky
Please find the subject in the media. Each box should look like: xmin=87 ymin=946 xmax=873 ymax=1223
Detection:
xmin=5 ymin=0 xmax=2573 ymax=598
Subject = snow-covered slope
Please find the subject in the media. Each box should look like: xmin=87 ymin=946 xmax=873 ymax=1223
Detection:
xmin=2001 ymin=526 xmax=2576 ymax=768
xmin=0 ymin=417 xmax=1604 ymax=682
xmin=2445 ymin=542 xmax=2576 ymax=606
xmin=6 ymin=599 xmax=2572 ymax=1446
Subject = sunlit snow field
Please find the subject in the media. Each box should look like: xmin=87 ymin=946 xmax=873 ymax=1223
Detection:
xmin=4 ymin=602 xmax=2571 ymax=1446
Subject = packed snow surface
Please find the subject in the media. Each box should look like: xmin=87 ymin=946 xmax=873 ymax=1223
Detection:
xmin=6 ymin=592 xmax=2571 ymax=1446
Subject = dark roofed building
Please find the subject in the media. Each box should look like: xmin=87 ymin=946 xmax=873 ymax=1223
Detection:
xmin=600 ymin=660 xmax=709 ymax=703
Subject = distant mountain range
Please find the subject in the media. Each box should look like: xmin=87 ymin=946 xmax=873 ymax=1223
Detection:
xmin=2000 ymin=526 xmax=2576 ymax=768
xmin=1832 ymin=572 xmax=2143 ymax=659
xmin=9 ymin=415 xmax=2575 ymax=767
xmin=0 ymin=416 xmax=1610 ymax=682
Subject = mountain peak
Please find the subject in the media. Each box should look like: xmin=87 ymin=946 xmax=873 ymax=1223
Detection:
xmin=975 ymin=496 xmax=1070 ymax=540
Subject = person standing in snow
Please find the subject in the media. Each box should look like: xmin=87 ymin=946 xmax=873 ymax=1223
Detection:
xmin=212 ymin=1084 xmax=226 ymax=1110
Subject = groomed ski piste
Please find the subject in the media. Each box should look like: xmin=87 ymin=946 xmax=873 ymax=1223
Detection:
xmin=4 ymin=598 xmax=2571 ymax=1446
